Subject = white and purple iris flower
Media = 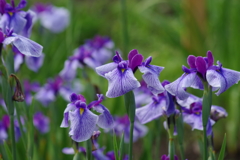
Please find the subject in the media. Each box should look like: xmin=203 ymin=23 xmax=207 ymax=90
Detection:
xmin=0 ymin=0 xmax=43 ymax=57
xmin=96 ymin=49 xmax=165 ymax=98
xmin=165 ymin=51 xmax=240 ymax=100
xmin=60 ymin=35 xmax=114 ymax=81
xmin=177 ymin=95 xmax=227 ymax=135
xmin=113 ymin=115 xmax=148 ymax=143
xmin=136 ymin=81 xmax=176 ymax=124
xmin=32 ymin=3 xmax=69 ymax=33
xmin=60 ymin=93 xmax=114 ymax=142
xmin=33 ymin=112 xmax=49 ymax=134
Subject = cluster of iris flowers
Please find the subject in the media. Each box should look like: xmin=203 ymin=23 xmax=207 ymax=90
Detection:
xmin=0 ymin=0 xmax=240 ymax=160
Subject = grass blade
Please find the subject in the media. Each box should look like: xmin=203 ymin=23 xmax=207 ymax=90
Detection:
xmin=218 ymin=134 xmax=227 ymax=160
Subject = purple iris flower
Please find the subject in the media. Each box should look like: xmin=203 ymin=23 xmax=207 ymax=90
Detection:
xmin=177 ymin=95 xmax=227 ymax=135
xmin=33 ymin=3 xmax=69 ymax=33
xmin=96 ymin=49 xmax=165 ymax=98
xmin=113 ymin=115 xmax=148 ymax=143
xmin=35 ymin=77 xmax=63 ymax=106
xmin=165 ymin=51 xmax=240 ymax=100
xmin=60 ymin=93 xmax=114 ymax=142
xmin=23 ymin=80 xmax=40 ymax=105
xmin=136 ymin=81 xmax=176 ymax=124
xmin=161 ymin=154 xmax=179 ymax=160
xmin=33 ymin=112 xmax=49 ymax=134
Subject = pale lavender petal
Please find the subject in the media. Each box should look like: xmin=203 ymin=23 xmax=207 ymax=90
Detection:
xmin=60 ymin=103 xmax=76 ymax=128
xmin=38 ymin=7 xmax=69 ymax=33
xmin=10 ymin=34 xmax=42 ymax=57
xmin=60 ymin=60 xmax=79 ymax=81
xmin=165 ymin=72 xmax=201 ymax=100
xmin=25 ymin=53 xmax=44 ymax=72
xmin=10 ymin=12 xmax=27 ymax=34
xmin=95 ymin=62 xmax=118 ymax=77
xmin=136 ymin=100 xmax=165 ymax=124
xmin=105 ymin=68 xmax=140 ymax=98
xmin=96 ymin=105 xmax=114 ymax=129
xmin=83 ymin=57 xmax=101 ymax=69
xmin=206 ymin=68 xmax=240 ymax=95
xmin=14 ymin=53 xmax=24 ymax=72
xmin=69 ymin=109 xmax=98 ymax=142
xmin=62 ymin=147 xmax=74 ymax=155
xmin=35 ymin=87 xmax=55 ymax=106
xmin=138 ymin=65 xmax=165 ymax=94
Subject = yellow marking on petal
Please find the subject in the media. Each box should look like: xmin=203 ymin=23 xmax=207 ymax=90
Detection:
xmin=80 ymin=108 xmax=84 ymax=115
xmin=195 ymin=112 xmax=200 ymax=115
xmin=121 ymin=69 xmax=125 ymax=73
xmin=9 ymin=12 xmax=13 ymax=16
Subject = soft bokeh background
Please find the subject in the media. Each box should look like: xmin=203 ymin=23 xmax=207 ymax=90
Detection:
xmin=2 ymin=0 xmax=240 ymax=159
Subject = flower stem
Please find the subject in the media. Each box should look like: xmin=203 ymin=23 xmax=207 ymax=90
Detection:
xmin=167 ymin=118 xmax=175 ymax=160
xmin=86 ymin=139 xmax=92 ymax=160
xmin=124 ymin=91 xmax=136 ymax=160
xmin=10 ymin=115 xmax=17 ymax=160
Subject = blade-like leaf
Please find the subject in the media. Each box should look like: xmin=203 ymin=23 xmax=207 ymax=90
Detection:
xmin=119 ymin=133 xmax=125 ymax=160
xmin=113 ymin=130 xmax=119 ymax=160
xmin=218 ymin=134 xmax=227 ymax=160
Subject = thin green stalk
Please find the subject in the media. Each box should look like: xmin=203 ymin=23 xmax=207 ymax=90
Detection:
xmin=167 ymin=127 xmax=175 ymax=160
xmin=10 ymin=115 xmax=17 ymax=160
xmin=129 ymin=121 xmax=134 ymax=160
xmin=120 ymin=0 xmax=129 ymax=57
xmin=203 ymin=126 xmax=208 ymax=160
xmin=86 ymin=139 xmax=92 ymax=160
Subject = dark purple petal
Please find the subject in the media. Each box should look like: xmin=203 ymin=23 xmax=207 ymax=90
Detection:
xmin=128 ymin=49 xmax=138 ymax=62
xmin=21 ymin=10 xmax=36 ymax=38
xmin=187 ymin=55 xmax=196 ymax=68
xmin=138 ymin=64 xmax=165 ymax=94
xmin=104 ymin=68 xmax=140 ymax=98
xmin=0 ymin=31 xmax=4 ymax=43
xmin=196 ymin=56 xmax=207 ymax=78
xmin=207 ymin=51 xmax=214 ymax=67
xmin=129 ymin=54 xmax=143 ymax=72
xmin=0 ymin=0 xmax=6 ymax=15
xmin=16 ymin=0 xmax=27 ymax=10
xmin=206 ymin=68 xmax=240 ymax=95
xmin=69 ymin=108 xmax=98 ymax=142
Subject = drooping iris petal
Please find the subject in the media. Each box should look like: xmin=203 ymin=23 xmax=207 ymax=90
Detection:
xmin=165 ymin=72 xmax=203 ymax=100
xmin=136 ymin=99 xmax=165 ymax=124
xmin=138 ymin=64 xmax=165 ymax=94
xmin=105 ymin=68 xmax=140 ymax=98
xmin=60 ymin=103 xmax=76 ymax=128
xmin=94 ymin=105 xmax=114 ymax=129
xmin=95 ymin=62 xmax=118 ymax=77
xmin=206 ymin=68 xmax=240 ymax=95
xmin=14 ymin=53 xmax=24 ymax=71
xmin=4 ymin=34 xmax=43 ymax=57
xmin=69 ymin=109 xmax=98 ymax=142
xmin=25 ymin=53 xmax=44 ymax=72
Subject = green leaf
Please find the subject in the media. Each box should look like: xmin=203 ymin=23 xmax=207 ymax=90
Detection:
xmin=86 ymin=139 xmax=92 ymax=160
xmin=119 ymin=133 xmax=125 ymax=160
xmin=218 ymin=134 xmax=227 ymax=160
xmin=123 ymin=91 xmax=136 ymax=123
xmin=202 ymin=85 xmax=212 ymax=127
xmin=3 ymin=141 xmax=13 ymax=160
xmin=113 ymin=130 xmax=119 ymax=160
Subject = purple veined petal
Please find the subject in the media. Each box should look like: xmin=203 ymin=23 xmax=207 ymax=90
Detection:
xmin=195 ymin=56 xmax=207 ymax=78
xmin=187 ymin=55 xmax=196 ymax=68
xmin=165 ymin=72 xmax=202 ymax=100
xmin=60 ymin=103 xmax=76 ymax=128
xmin=105 ymin=68 xmax=140 ymax=98
xmin=69 ymin=108 xmax=98 ymax=142
xmin=38 ymin=6 xmax=70 ymax=33
xmin=96 ymin=105 xmax=114 ymax=129
xmin=206 ymin=68 xmax=240 ymax=95
xmin=207 ymin=51 xmax=214 ymax=67
xmin=14 ymin=53 xmax=24 ymax=72
xmin=25 ymin=53 xmax=44 ymax=72
xmin=182 ymin=113 xmax=202 ymax=130
xmin=138 ymin=65 xmax=165 ymax=95
xmin=176 ymin=95 xmax=202 ymax=109
xmin=4 ymin=34 xmax=43 ymax=57
xmin=95 ymin=62 xmax=118 ymax=77
xmin=136 ymin=100 xmax=165 ymax=124
xmin=59 ymin=59 xmax=79 ymax=81
xmin=9 ymin=12 xmax=27 ymax=34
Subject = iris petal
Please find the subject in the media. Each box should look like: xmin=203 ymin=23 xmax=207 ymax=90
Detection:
xmin=95 ymin=62 xmax=118 ymax=77
xmin=69 ymin=109 xmax=98 ymax=142
xmin=105 ymin=68 xmax=140 ymax=98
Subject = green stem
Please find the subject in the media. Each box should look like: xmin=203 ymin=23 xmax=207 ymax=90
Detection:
xmin=167 ymin=127 xmax=175 ymax=160
xmin=86 ymin=139 xmax=92 ymax=160
xmin=120 ymin=0 xmax=129 ymax=57
xmin=129 ymin=121 xmax=134 ymax=160
xmin=203 ymin=126 xmax=208 ymax=160
xmin=10 ymin=115 xmax=17 ymax=160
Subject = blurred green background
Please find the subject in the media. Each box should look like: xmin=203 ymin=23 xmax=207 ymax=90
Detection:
xmin=4 ymin=0 xmax=240 ymax=159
